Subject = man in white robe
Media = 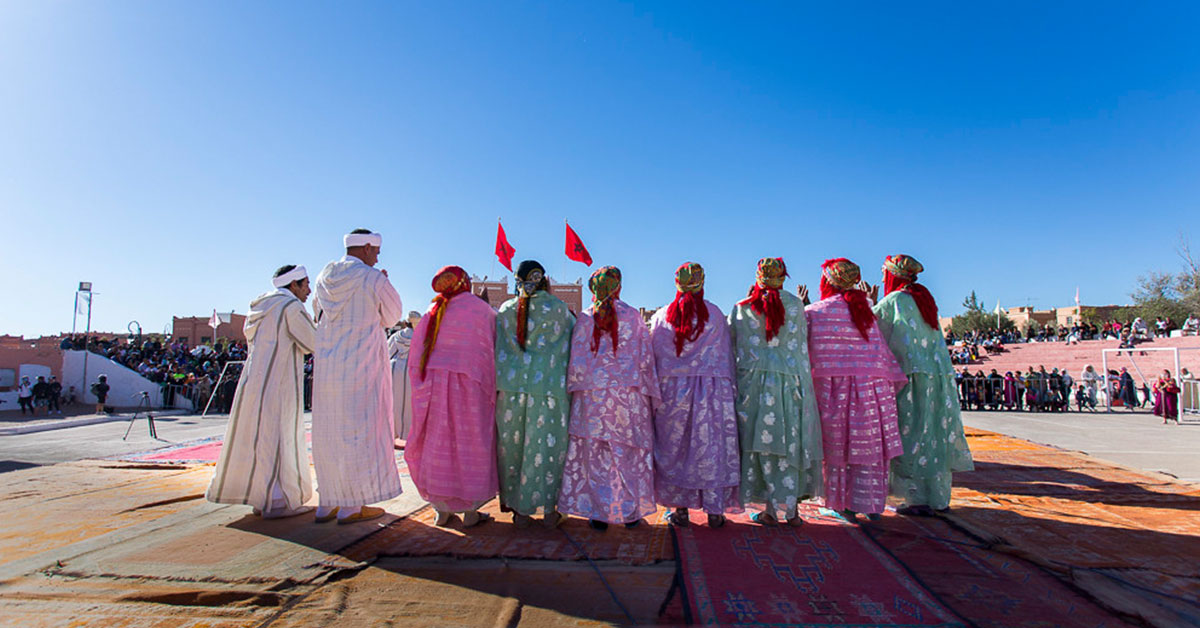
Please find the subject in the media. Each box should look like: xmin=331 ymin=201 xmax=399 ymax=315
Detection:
xmin=388 ymin=311 xmax=421 ymax=447
xmin=312 ymin=229 xmax=405 ymax=524
xmin=206 ymin=265 xmax=317 ymax=518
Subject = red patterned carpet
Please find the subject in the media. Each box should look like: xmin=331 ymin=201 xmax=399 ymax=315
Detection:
xmin=672 ymin=507 xmax=965 ymax=627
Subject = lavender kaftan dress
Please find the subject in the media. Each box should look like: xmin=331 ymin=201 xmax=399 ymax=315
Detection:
xmin=557 ymin=300 xmax=661 ymax=524
xmin=648 ymin=302 xmax=741 ymax=514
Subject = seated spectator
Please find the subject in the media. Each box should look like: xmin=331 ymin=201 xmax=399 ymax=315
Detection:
xmin=1131 ymin=317 xmax=1150 ymax=341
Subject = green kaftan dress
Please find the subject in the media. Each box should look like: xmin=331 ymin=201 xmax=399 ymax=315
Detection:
xmin=873 ymin=291 xmax=974 ymax=510
xmin=494 ymin=291 xmax=575 ymax=515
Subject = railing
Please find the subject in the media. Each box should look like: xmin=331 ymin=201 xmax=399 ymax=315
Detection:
xmin=159 ymin=383 xmax=201 ymax=411
xmin=202 ymin=361 xmax=245 ymax=417
xmin=1182 ymin=380 xmax=1200 ymax=424
xmin=956 ymin=375 xmax=1092 ymax=412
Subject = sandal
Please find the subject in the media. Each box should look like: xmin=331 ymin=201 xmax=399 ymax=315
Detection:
xmin=707 ymin=514 xmax=726 ymax=528
xmin=314 ymin=507 xmax=340 ymax=523
xmin=896 ymin=504 xmax=934 ymax=517
xmin=462 ymin=511 xmax=493 ymax=528
xmin=513 ymin=513 xmax=533 ymax=529
xmin=840 ymin=509 xmax=860 ymax=525
xmin=786 ymin=515 xmax=805 ymax=527
xmin=667 ymin=509 xmax=690 ymax=528
xmin=434 ymin=510 xmax=457 ymax=527
xmin=542 ymin=511 xmax=567 ymax=529
xmin=750 ymin=511 xmax=777 ymax=526
xmin=337 ymin=506 xmax=385 ymax=525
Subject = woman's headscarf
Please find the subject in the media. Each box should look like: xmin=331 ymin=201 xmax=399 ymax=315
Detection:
xmin=665 ymin=262 xmax=709 ymax=356
xmin=589 ymin=266 xmax=622 ymax=354
xmin=418 ymin=265 xmax=471 ymax=380
xmin=738 ymin=257 xmax=788 ymax=341
xmin=820 ymin=258 xmax=875 ymax=340
xmin=514 ymin=260 xmax=547 ymax=351
xmin=882 ymin=254 xmax=940 ymax=331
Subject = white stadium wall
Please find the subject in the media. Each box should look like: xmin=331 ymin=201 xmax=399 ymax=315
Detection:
xmin=61 ymin=350 xmax=175 ymax=409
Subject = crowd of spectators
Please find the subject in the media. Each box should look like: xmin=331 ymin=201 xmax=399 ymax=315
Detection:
xmin=958 ymin=365 xmax=1197 ymax=414
xmin=957 ymin=366 xmax=1081 ymax=412
xmin=944 ymin=330 xmax=1014 ymax=365
xmin=60 ymin=335 xmax=249 ymax=411
xmin=944 ymin=314 xmax=1200 ymax=365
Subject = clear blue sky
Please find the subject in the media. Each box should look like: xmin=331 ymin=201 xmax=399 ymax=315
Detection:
xmin=2 ymin=2 xmax=1197 ymax=337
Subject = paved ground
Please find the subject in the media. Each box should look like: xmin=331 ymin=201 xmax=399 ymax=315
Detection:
xmin=0 ymin=404 xmax=100 ymax=423
xmin=961 ymin=409 xmax=1200 ymax=481
xmin=0 ymin=412 xmax=230 ymax=473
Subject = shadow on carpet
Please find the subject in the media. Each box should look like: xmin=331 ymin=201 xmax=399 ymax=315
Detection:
xmin=341 ymin=501 xmax=672 ymax=566
xmin=949 ymin=427 xmax=1200 ymax=627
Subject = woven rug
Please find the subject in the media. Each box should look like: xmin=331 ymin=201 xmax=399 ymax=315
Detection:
xmin=673 ymin=507 xmax=965 ymax=627
xmin=341 ymin=501 xmax=673 ymax=565
xmin=118 ymin=436 xmax=225 ymax=463
xmin=861 ymin=513 xmax=1135 ymax=627
xmin=117 ymin=432 xmax=317 ymax=465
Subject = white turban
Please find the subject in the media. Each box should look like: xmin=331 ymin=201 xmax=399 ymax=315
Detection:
xmin=344 ymin=232 xmax=382 ymax=248
xmin=273 ymin=265 xmax=308 ymax=288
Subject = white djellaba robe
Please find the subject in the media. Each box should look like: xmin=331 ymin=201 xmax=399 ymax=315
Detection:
xmin=206 ymin=288 xmax=316 ymax=512
xmin=312 ymin=256 xmax=405 ymax=507
xmin=388 ymin=327 xmax=414 ymax=440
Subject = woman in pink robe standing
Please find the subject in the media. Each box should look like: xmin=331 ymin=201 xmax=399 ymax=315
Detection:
xmin=804 ymin=258 xmax=908 ymax=523
xmin=406 ymin=266 xmax=498 ymax=527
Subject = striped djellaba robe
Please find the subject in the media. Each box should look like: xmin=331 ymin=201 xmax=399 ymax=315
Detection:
xmin=206 ymin=288 xmax=317 ymax=512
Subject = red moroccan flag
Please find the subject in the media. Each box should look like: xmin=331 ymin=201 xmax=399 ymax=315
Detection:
xmin=565 ymin=221 xmax=592 ymax=266
xmin=495 ymin=220 xmax=516 ymax=272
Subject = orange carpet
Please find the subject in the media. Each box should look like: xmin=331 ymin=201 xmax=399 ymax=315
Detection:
xmin=948 ymin=427 xmax=1200 ymax=626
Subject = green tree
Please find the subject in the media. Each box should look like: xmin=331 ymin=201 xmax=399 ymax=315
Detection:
xmin=948 ymin=292 xmax=1016 ymax=335
xmin=1131 ymin=271 xmax=1189 ymax=323
xmin=1175 ymin=236 xmax=1200 ymax=317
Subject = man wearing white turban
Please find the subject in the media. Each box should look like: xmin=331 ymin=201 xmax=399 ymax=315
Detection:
xmin=206 ymin=264 xmax=317 ymax=518
xmin=312 ymin=229 xmax=405 ymax=524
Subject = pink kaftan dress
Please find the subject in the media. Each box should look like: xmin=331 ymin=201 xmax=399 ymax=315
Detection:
xmin=405 ymin=292 xmax=498 ymax=512
xmin=805 ymin=296 xmax=908 ymax=514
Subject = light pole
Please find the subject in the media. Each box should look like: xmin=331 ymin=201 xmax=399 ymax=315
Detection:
xmin=78 ymin=282 xmax=93 ymax=404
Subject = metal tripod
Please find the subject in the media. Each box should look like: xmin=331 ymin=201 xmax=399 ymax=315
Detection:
xmin=122 ymin=392 xmax=158 ymax=440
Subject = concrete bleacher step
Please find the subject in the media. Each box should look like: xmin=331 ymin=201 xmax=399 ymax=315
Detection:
xmin=961 ymin=337 xmax=1200 ymax=379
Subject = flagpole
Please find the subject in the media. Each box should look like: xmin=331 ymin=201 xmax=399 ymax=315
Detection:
xmin=490 ymin=217 xmax=500 ymax=284
xmin=561 ymin=219 xmax=568 ymax=288
xmin=81 ymin=292 xmax=93 ymax=405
